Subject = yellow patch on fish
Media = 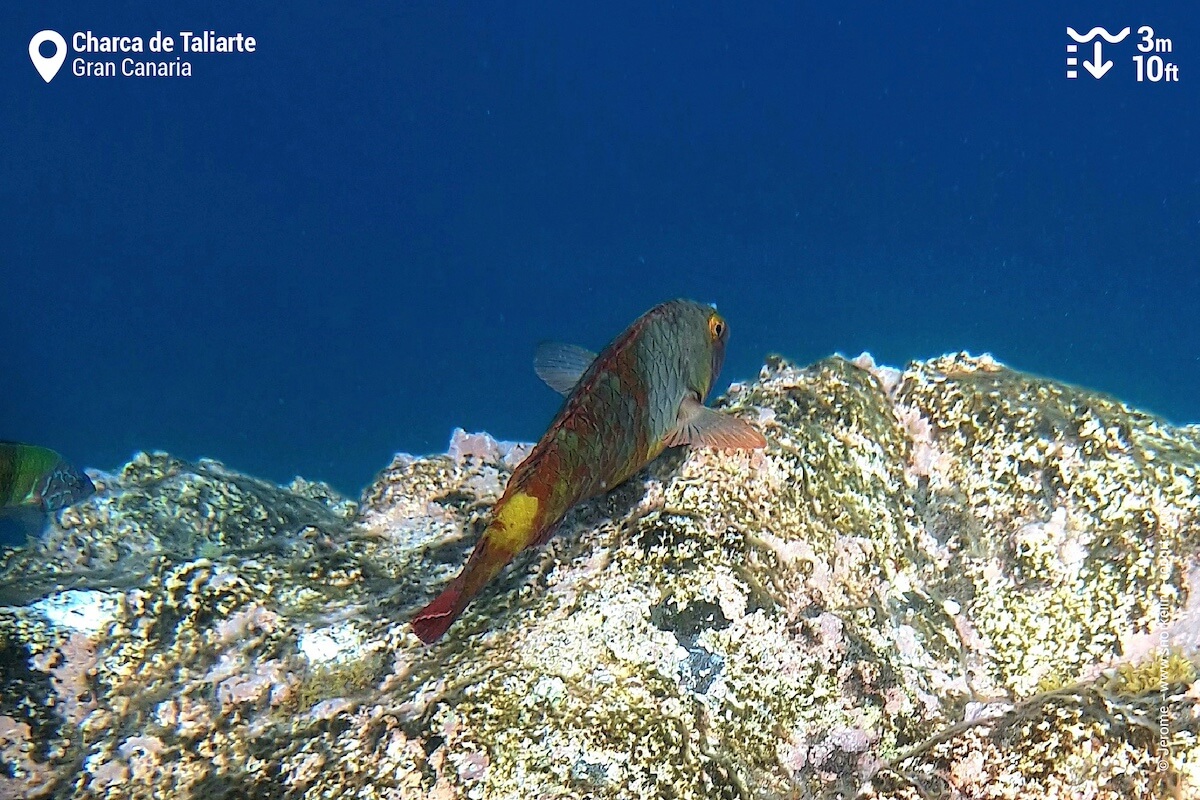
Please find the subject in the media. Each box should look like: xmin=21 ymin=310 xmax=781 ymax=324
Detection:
xmin=494 ymin=492 xmax=539 ymax=552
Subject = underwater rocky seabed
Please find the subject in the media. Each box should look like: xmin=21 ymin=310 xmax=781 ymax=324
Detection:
xmin=0 ymin=353 xmax=1198 ymax=799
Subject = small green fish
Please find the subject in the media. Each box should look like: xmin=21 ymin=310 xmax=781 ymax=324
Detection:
xmin=412 ymin=299 xmax=766 ymax=643
xmin=0 ymin=442 xmax=95 ymax=512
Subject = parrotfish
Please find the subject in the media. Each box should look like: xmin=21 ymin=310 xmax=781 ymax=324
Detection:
xmin=412 ymin=299 xmax=766 ymax=644
xmin=0 ymin=442 xmax=95 ymax=512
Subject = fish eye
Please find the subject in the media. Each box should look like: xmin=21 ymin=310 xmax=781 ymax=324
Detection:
xmin=708 ymin=315 xmax=726 ymax=340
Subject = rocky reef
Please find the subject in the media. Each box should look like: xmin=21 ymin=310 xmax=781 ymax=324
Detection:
xmin=1 ymin=353 xmax=1197 ymax=799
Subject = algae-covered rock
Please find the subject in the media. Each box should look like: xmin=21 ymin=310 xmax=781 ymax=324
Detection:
xmin=0 ymin=355 xmax=1197 ymax=799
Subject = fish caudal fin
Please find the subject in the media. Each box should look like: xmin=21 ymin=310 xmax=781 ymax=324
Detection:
xmin=411 ymin=492 xmax=541 ymax=644
xmin=411 ymin=576 xmax=468 ymax=644
xmin=410 ymin=528 xmax=524 ymax=644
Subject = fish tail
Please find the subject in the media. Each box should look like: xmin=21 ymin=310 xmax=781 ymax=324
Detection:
xmin=411 ymin=523 xmax=523 ymax=644
xmin=412 ymin=490 xmax=547 ymax=644
xmin=411 ymin=575 xmax=469 ymax=644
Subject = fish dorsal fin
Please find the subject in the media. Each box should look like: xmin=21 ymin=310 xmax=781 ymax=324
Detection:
xmin=664 ymin=396 xmax=767 ymax=450
xmin=534 ymin=342 xmax=598 ymax=396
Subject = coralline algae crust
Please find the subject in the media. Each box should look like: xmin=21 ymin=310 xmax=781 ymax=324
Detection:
xmin=0 ymin=353 xmax=1196 ymax=799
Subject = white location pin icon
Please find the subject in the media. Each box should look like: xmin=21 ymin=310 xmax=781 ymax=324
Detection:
xmin=29 ymin=30 xmax=67 ymax=83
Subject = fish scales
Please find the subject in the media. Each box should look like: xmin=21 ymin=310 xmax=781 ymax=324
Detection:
xmin=410 ymin=299 xmax=766 ymax=643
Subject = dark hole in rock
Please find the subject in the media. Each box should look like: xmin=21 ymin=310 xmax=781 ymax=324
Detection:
xmin=649 ymin=599 xmax=729 ymax=640
xmin=650 ymin=599 xmax=730 ymax=694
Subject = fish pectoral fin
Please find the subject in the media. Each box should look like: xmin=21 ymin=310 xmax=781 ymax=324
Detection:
xmin=533 ymin=342 xmax=598 ymax=396
xmin=664 ymin=396 xmax=768 ymax=450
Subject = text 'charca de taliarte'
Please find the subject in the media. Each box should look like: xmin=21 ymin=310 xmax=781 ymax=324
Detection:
xmin=70 ymin=30 xmax=255 ymax=79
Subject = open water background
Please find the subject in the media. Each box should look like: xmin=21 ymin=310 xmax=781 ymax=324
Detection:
xmin=2 ymin=2 xmax=1196 ymax=495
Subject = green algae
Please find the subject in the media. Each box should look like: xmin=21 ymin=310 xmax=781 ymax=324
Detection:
xmin=293 ymin=649 xmax=388 ymax=710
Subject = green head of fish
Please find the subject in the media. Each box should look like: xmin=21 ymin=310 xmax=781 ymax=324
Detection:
xmin=668 ymin=299 xmax=731 ymax=401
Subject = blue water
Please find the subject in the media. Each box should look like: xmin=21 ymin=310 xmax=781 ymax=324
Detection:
xmin=3 ymin=2 xmax=1197 ymax=496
